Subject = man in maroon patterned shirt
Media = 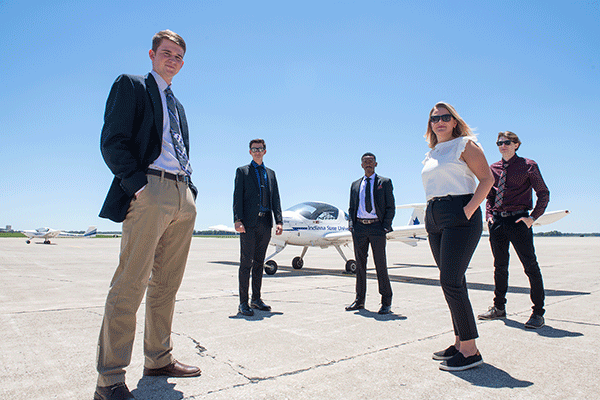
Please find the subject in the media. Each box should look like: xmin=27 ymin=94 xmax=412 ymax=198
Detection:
xmin=478 ymin=131 xmax=550 ymax=329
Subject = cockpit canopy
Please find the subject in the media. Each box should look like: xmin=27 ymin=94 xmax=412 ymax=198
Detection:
xmin=286 ymin=202 xmax=348 ymax=221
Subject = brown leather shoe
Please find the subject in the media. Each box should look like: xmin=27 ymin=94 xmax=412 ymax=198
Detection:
xmin=143 ymin=360 xmax=201 ymax=377
xmin=93 ymin=382 xmax=134 ymax=400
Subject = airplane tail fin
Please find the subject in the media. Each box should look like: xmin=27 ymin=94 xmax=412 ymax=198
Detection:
xmin=396 ymin=203 xmax=426 ymax=226
xmin=408 ymin=207 xmax=425 ymax=226
xmin=84 ymin=226 xmax=97 ymax=238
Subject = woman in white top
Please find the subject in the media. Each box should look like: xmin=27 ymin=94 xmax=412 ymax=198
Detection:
xmin=421 ymin=102 xmax=493 ymax=371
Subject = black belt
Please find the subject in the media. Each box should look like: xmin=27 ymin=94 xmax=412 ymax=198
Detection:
xmin=258 ymin=211 xmax=270 ymax=217
xmin=493 ymin=210 xmax=528 ymax=217
xmin=357 ymin=218 xmax=378 ymax=224
xmin=147 ymin=169 xmax=190 ymax=184
xmin=428 ymin=194 xmax=473 ymax=204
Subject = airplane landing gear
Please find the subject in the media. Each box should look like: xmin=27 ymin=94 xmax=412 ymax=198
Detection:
xmin=292 ymin=256 xmax=304 ymax=269
xmin=264 ymin=260 xmax=278 ymax=275
xmin=345 ymin=260 xmax=357 ymax=274
xmin=26 ymin=240 xmax=31 ymax=244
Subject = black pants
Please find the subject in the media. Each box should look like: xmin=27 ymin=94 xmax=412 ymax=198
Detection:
xmin=426 ymin=194 xmax=482 ymax=341
xmin=352 ymin=220 xmax=392 ymax=305
xmin=238 ymin=215 xmax=272 ymax=304
xmin=489 ymin=214 xmax=545 ymax=316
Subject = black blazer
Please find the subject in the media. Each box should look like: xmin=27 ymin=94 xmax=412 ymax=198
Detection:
xmin=99 ymin=73 xmax=197 ymax=222
xmin=349 ymin=174 xmax=395 ymax=232
xmin=233 ymin=163 xmax=283 ymax=228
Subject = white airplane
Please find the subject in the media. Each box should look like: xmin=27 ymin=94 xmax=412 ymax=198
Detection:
xmin=21 ymin=226 xmax=97 ymax=244
xmin=211 ymin=201 xmax=428 ymax=275
xmin=211 ymin=201 xmax=570 ymax=275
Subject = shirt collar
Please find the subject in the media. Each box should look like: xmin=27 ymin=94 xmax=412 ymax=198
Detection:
xmin=151 ymin=70 xmax=169 ymax=93
xmin=251 ymin=160 xmax=265 ymax=169
xmin=502 ymin=154 xmax=519 ymax=166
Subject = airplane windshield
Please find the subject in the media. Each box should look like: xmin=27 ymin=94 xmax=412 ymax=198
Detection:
xmin=286 ymin=202 xmax=339 ymax=221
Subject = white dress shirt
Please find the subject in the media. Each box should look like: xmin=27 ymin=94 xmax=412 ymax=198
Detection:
xmin=357 ymin=174 xmax=378 ymax=219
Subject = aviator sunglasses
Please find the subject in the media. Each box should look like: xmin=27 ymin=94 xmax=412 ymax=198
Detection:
xmin=496 ymin=140 xmax=514 ymax=146
xmin=430 ymin=114 xmax=453 ymax=123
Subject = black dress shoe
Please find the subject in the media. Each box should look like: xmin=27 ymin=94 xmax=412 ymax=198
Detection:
xmin=345 ymin=300 xmax=365 ymax=311
xmin=250 ymin=298 xmax=272 ymax=311
xmin=94 ymin=382 xmax=134 ymax=400
xmin=378 ymin=305 xmax=392 ymax=314
xmin=238 ymin=302 xmax=254 ymax=316
xmin=143 ymin=360 xmax=201 ymax=377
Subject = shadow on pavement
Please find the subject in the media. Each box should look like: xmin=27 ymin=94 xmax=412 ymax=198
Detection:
xmin=449 ymin=363 xmax=533 ymax=388
xmin=132 ymin=376 xmax=184 ymax=400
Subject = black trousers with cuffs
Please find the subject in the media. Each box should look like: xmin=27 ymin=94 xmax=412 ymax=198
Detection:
xmin=426 ymin=194 xmax=482 ymax=341
xmin=238 ymin=214 xmax=272 ymax=304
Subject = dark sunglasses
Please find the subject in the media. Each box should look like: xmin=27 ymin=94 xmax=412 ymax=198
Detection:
xmin=430 ymin=114 xmax=453 ymax=123
xmin=250 ymin=147 xmax=265 ymax=153
xmin=496 ymin=140 xmax=514 ymax=146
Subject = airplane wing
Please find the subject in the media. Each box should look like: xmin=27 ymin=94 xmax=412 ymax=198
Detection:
xmin=483 ymin=210 xmax=570 ymax=231
xmin=386 ymin=224 xmax=428 ymax=246
xmin=532 ymin=210 xmax=570 ymax=227
xmin=322 ymin=231 xmax=352 ymax=243
xmin=58 ymin=226 xmax=97 ymax=238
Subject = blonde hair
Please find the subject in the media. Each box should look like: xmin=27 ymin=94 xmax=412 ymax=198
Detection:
xmin=425 ymin=102 xmax=474 ymax=148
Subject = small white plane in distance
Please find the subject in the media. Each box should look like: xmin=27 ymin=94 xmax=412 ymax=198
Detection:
xmin=21 ymin=226 xmax=97 ymax=244
xmin=211 ymin=201 xmax=570 ymax=275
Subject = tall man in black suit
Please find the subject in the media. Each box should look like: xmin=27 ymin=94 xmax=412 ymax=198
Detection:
xmin=233 ymin=139 xmax=283 ymax=316
xmin=346 ymin=153 xmax=395 ymax=314
xmin=95 ymin=30 xmax=200 ymax=400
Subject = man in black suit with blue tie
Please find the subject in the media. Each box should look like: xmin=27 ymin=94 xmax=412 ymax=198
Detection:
xmin=95 ymin=30 xmax=200 ymax=400
xmin=346 ymin=153 xmax=395 ymax=314
xmin=233 ymin=139 xmax=283 ymax=316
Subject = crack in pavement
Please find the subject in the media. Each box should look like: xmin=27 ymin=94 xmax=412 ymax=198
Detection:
xmin=179 ymin=330 xmax=452 ymax=398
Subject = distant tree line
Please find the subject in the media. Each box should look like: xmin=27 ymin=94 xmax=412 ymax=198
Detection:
xmin=535 ymin=231 xmax=599 ymax=237
xmin=194 ymin=230 xmax=238 ymax=236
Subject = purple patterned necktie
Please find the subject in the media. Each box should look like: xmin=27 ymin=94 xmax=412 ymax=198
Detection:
xmin=165 ymin=86 xmax=192 ymax=176
xmin=494 ymin=163 xmax=508 ymax=209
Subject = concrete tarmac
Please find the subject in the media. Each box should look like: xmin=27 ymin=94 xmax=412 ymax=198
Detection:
xmin=0 ymin=236 xmax=598 ymax=399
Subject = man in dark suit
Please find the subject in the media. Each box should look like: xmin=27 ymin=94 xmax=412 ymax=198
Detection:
xmin=95 ymin=30 xmax=200 ymax=400
xmin=346 ymin=152 xmax=395 ymax=314
xmin=233 ymin=139 xmax=283 ymax=316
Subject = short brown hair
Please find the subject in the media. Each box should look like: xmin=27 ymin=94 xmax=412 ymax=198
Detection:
xmin=249 ymin=138 xmax=266 ymax=149
xmin=152 ymin=30 xmax=186 ymax=55
xmin=497 ymin=131 xmax=521 ymax=151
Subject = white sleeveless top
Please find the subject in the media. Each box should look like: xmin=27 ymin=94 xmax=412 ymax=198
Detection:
xmin=421 ymin=136 xmax=480 ymax=201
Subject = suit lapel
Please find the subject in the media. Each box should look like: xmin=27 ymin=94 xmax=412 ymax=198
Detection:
xmin=145 ymin=74 xmax=163 ymax=143
xmin=249 ymin=164 xmax=259 ymax=190
xmin=372 ymin=175 xmax=380 ymax=214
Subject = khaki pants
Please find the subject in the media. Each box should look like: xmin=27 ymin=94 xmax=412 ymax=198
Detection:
xmin=96 ymin=174 xmax=196 ymax=387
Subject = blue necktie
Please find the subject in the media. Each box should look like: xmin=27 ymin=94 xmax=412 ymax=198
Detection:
xmin=165 ymin=86 xmax=192 ymax=176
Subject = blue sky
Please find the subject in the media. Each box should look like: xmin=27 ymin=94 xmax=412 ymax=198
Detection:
xmin=1 ymin=0 xmax=599 ymax=233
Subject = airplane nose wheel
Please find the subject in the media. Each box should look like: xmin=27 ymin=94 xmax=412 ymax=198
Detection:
xmin=264 ymin=260 xmax=278 ymax=275
xmin=345 ymin=260 xmax=357 ymax=274
xmin=292 ymin=256 xmax=304 ymax=269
